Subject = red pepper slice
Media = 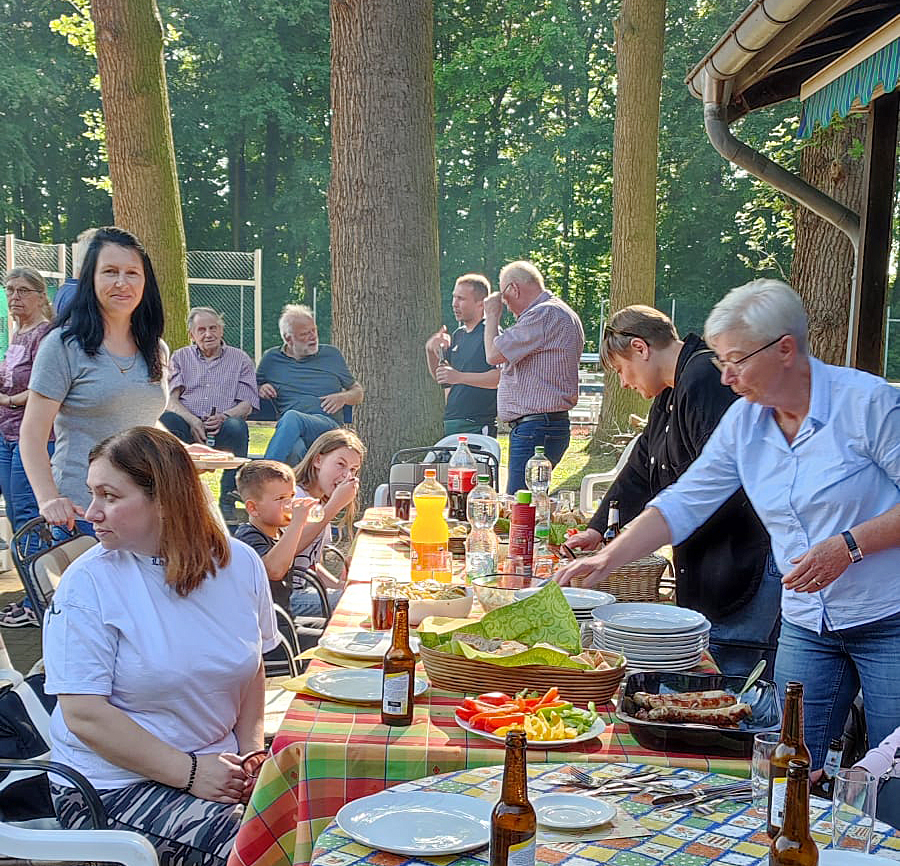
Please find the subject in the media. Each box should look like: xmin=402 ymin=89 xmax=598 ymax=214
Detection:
xmin=532 ymin=687 xmax=560 ymax=710
xmin=484 ymin=713 xmax=525 ymax=733
xmin=476 ymin=692 xmax=513 ymax=706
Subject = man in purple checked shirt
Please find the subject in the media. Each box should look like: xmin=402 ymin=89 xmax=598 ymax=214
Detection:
xmin=161 ymin=306 xmax=259 ymax=519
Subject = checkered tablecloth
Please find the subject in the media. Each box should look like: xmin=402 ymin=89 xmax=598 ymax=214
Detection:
xmin=310 ymin=763 xmax=900 ymax=866
xmin=228 ymin=522 xmax=750 ymax=866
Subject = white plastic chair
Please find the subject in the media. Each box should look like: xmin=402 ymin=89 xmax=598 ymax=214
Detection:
xmin=579 ymin=434 xmax=640 ymax=513
xmin=0 ymin=820 xmax=159 ymax=866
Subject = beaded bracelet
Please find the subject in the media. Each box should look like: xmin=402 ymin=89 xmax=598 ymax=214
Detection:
xmin=181 ymin=752 xmax=198 ymax=793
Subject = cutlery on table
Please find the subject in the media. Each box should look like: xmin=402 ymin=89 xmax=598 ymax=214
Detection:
xmin=652 ymin=782 xmax=751 ymax=808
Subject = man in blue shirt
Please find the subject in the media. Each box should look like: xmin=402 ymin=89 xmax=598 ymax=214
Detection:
xmin=53 ymin=228 xmax=98 ymax=317
xmin=257 ymin=304 xmax=364 ymax=464
xmin=556 ymin=279 xmax=900 ymax=772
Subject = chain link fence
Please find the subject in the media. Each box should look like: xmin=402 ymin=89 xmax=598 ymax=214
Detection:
xmin=2 ymin=235 xmax=261 ymax=361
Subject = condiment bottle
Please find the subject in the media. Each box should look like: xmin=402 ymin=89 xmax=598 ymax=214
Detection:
xmin=768 ymin=681 xmax=811 ymax=837
xmin=380 ymin=598 xmax=415 ymax=726
xmin=769 ymin=759 xmax=818 ymax=865
xmin=490 ymin=729 xmax=536 ymax=866
xmin=508 ymin=490 xmax=535 ymax=576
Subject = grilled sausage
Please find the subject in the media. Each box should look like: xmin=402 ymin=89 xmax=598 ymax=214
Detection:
xmin=645 ymin=702 xmax=752 ymax=726
xmin=633 ymin=690 xmax=736 ymax=710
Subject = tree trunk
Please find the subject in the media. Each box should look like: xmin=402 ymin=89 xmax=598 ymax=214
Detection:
xmin=330 ymin=0 xmax=444 ymax=505
xmin=91 ymin=0 xmax=189 ymax=349
xmin=594 ymin=0 xmax=665 ymax=444
xmin=789 ymin=116 xmax=867 ymax=365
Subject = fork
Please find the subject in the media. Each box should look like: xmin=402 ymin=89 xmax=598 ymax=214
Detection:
xmin=567 ymin=767 xmax=658 ymax=787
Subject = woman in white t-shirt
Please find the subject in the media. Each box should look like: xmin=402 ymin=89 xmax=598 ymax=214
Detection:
xmin=43 ymin=426 xmax=277 ymax=866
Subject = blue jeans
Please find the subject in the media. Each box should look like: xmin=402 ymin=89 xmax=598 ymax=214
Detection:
xmin=264 ymin=410 xmax=339 ymax=465
xmin=774 ymin=608 xmax=900 ymax=768
xmin=708 ymin=553 xmax=782 ymax=679
xmin=506 ymin=414 xmax=570 ymax=494
xmin=160 ymin=412 xmax=249 ymax=506
xmin=290 ymin=586 xmax=343 ymax=618
xmin=0 ymin=438 xmax=53 ymax=533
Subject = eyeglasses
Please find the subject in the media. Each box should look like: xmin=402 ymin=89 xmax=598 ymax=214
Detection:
xmin=4 ymin=287 xmax=39 ymax=298
xmin=711 ymin=334 xmax=787 ymax=373
xmin=603 ymin=326 xmax=642 ymax=342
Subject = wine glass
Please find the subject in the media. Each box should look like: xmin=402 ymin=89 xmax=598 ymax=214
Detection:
xmin=832 ymin=767 xmax=877 ymax=853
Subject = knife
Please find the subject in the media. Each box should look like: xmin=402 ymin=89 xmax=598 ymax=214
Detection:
xmin=651 ymin=781 xmax=750 ymax=806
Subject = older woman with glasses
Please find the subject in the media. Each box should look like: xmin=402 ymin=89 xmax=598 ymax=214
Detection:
xmin=564 ymin=305 xmax=778 ymax=676
xmin=556 ymin=278 xmax=900 ymax=774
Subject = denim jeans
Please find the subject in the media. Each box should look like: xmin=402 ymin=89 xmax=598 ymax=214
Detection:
xmin=774 ymin=608 xmax=900 ymax=768
xmin=0 ymin=438 xmax=54 ymax=533
xmin=160 ymin=411 xmax=249 ymax=506
xmin=290 ymin=586 xmax=343 ymax=618
xmin=708 ymin=553 xmax=782 ymax=679
xmin=506 ymin=414 xmax=570 ymax=494
xmin=263 ymin=410 xmax=339 ymax=465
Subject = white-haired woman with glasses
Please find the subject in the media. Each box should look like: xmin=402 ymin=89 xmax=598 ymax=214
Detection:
xmin=556 ymin=278 xmax=900 ymax=774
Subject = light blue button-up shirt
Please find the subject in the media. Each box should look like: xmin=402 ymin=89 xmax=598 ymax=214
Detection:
xmin=650 ymin=356 xmax=900 ymax=633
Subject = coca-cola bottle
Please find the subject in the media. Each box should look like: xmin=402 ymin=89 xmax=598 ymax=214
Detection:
xmin=447 ymin=435 xmax=478 ymax=521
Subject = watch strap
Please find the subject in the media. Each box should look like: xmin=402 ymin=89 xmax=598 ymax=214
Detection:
xmin=842 ymin=530 xmax=863 ymax=563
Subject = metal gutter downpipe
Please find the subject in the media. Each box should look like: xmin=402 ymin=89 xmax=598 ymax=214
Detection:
xmin=703 ymin=76 xmax=861 ymax=364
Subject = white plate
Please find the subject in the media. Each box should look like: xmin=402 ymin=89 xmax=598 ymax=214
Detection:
xmin=335 ymin=791 xmax=492 ymax=856
xmin=320 ymin=629 xmax=421 ymax=660
xmin=533 ymin=793 xmax=616 ymax=829
xmin=597 ymin=639 xmax=707 ymax=659
xmin=820 ymin=853 xmax=896 ymax=865
xmin=306 ymin=669 xmax=428 ymax=704
xmin=592 ymin=603 xmax=709 ymax=634
xmin=354 ymin=519 xmax=401 ymax=535
xmin=455 ymin=714 xmax=607 ymax=749
xmin=515 ymin=586 xmax=616 ymax=610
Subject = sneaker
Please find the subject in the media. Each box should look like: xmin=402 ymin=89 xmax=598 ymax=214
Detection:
xmin=0 ymin=600 xmax=23 ymax=617
xmin=0 ymin=605 xmax=40 ymax=628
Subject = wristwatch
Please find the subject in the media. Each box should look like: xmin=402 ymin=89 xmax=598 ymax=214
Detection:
xmin=841 ymin=530 xmax=863 ymax=563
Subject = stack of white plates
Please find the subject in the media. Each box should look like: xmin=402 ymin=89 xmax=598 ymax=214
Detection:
xmin=515 ymin=586 xmax=616 ymax=623
xmin=591 ymin=602 xmax=710 ymax=671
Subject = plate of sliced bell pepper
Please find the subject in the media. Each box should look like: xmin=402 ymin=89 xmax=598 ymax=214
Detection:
xmin=454 ymin=687 xmax=607 ymax=748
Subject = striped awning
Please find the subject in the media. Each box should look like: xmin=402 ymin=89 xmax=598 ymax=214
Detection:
xmin=798 ymin=34 xmax=900 ymax=138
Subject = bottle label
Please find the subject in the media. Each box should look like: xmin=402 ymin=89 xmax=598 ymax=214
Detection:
xmin=507 ymin=835 xmax=536 ymax=866
xmin=770 ymin=776 xmax=787 ymax=826
xmin=382 ymin=671 xmax=410 ymax=716
xmin=607 ymin=508 xmax=619 ymax=526
xmin=448 ymin=467 xmax=477 ymax=493
xmin=822 ymin=748 xmax=841 ymax=778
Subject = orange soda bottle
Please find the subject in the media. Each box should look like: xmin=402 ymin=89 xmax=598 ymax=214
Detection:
xmin=410 ymin=468 xmax=451 ymax=582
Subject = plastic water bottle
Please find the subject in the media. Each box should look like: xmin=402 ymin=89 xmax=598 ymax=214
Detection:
xmin=465 ymin=475 xmax=499 ymax=580
xmin=525 ymin=446 xmax=552 ymax=545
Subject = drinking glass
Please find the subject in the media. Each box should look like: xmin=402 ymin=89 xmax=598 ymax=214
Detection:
xmin=308 ymin=501 xmax=326 ymax=522
xmin=832 ymin=767 xmax=877 ymax=853
xmin=751 ymin=732 xmax=781 ymax=817
xmin=556 ymin=490 xmax=576 ymax=512
xmin=370 ymin=576 xmax=396 ymax=631
xmin=394 ymin=490 xmax=411 ymax=520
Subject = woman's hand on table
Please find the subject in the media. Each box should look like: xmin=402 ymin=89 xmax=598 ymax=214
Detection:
xmin=554 ymin=548 xmax=612 ymax=588
xmin=782 ymin=535 xmax=849 ymax=593
xmin=191 ymin=753 xmax=251 ymax=803
xmin=39 ymin=496 xmax=85 ymax=530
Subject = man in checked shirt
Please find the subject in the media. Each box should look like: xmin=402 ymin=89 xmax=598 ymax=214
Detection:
xmin=484 ymin=260 xmax=584 ymax=493
xmin=161 ymin=306 xmax=259 ymax=518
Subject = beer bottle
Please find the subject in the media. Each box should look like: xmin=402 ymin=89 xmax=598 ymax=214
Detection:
xmin=811 ymin=737 xmax=843 ymax=799
xmin=490 ymin=730 xmax=536 ymax=866
xmin=769 ymin=760 xmax=818 ymax=865
xmin=380 ymin=598 xmax=415 ymax=726
xmin=603 ymin=500 xmax=620 ymax=545
xmin=768 ymin=682 xmax=811 ymax=837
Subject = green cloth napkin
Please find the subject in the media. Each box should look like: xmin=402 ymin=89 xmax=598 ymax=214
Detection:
xmin=418 ymin=581 xmax=582 ymax=661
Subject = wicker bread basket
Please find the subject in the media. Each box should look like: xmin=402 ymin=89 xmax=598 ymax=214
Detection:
xmin=570 ymin=553 xmax=670 ymax=602
xmin=419 ymin=645 xmax=626 ymax=705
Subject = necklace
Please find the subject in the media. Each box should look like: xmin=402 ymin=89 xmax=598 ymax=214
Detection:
xmin=107 ymin=349 xmax=138 ymax=375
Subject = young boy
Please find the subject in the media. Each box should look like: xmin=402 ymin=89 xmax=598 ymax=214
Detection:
xmin=233 ymin=460 xmax=319 ymax=615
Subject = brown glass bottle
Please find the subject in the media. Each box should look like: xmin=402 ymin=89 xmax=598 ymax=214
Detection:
xmin=768 ymin=682 xmax=812 ymax=837
xmin=603 ymin=501 xmax=620 ymax=545
xmin=769 ymin=760 xmax=818 ymax=865
xmin=490 ymin=730 xmax=536 ymax=866
xmin=380 ymin=598 xmax=415 ymax=726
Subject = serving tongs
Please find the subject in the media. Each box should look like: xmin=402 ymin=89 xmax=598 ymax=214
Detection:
xmin=650 ymin=780 xmax=751 ymax=808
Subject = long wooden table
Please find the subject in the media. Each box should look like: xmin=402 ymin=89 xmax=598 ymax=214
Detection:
xmin=228 ymin=516 xmax=751 ymax=866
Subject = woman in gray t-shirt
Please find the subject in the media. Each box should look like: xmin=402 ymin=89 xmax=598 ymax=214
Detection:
xmin=21 ymin=227 xmax=168 ymax=530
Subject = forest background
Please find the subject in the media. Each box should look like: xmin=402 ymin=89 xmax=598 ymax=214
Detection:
xmin=3 ymin=0 xmax=899 ymax=367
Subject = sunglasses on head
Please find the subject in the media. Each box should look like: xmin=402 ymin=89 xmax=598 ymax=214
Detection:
xmin=603 ymin=326 xmax=642 ymax=341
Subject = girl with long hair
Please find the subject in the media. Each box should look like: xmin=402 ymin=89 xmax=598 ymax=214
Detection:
xmin=44 ymin=426 xmax=277 ymax=866
xmin=20 ymin=227 xmax=167 ymax=533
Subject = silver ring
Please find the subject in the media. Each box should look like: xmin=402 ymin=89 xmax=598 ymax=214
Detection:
xmin=814 ymin=579 xmax=822 ymax=586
